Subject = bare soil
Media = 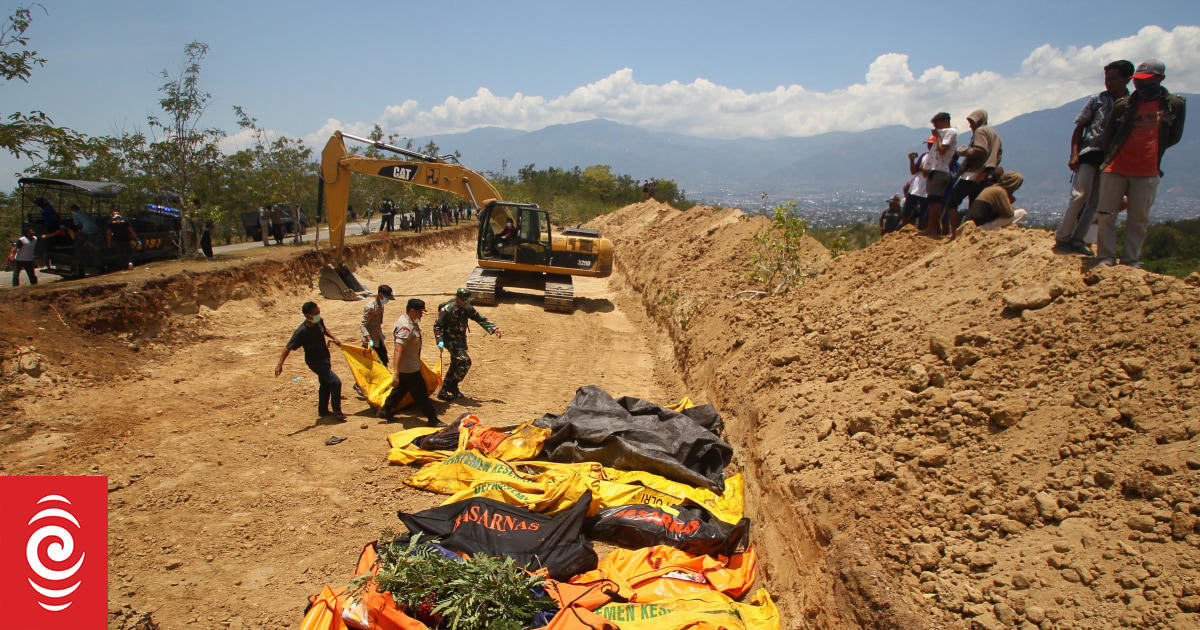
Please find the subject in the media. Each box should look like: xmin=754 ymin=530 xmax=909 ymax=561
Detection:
xmin=1 ymin=226 xmax=685 ymax=630
xmin=8 ymin=200 xmax=1200 ymax=630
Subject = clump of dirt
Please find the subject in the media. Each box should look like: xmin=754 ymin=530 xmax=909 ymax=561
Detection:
xmin=109 ymin=604 xmax=159 ymax=630
xmin=594 ymin=201 xmax=1200 ymax=629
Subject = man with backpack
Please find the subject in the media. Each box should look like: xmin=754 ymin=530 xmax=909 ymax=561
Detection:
xmin=1094 ymin=59 xmax=1187 ymax=268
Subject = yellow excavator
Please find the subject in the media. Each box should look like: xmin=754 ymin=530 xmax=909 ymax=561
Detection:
xmin=317 ymin=131 xmax=613 ymax=312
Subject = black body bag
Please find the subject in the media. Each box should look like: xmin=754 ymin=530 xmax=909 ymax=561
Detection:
xmin=397 ymin=491 xmax=597 ymax=581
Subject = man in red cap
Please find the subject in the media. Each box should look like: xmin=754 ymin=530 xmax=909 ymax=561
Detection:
xmin=1094 ymin=59 xmax=1187 ymax=267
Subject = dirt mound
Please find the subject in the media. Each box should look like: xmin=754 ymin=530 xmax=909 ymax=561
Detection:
xmin=597 ymin=201 xmax=1200 ymax=629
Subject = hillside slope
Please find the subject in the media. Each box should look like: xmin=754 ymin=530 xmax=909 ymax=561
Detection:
xmin=594 ymin=201 xmax=1200 ymax=629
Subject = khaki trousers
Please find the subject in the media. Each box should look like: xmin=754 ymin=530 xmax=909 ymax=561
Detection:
xmin=1095 ymin=171 xmax=1158 ymax=266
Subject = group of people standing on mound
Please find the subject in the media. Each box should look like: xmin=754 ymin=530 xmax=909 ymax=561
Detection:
xmin=275 ymin=285 xmax=501 ymax=426
xmin=882 ymin=58 xmax=1186 ymax=269
xmin=886 ymin=109 xmax=1019 ymax=239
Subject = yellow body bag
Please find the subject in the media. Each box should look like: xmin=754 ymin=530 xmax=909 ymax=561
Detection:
xmin=386 ymin=416 xmax=551 ymax=466
xmin=403 ymin=451 xmax=743 ymax=524
xmin=340 ymin=343 xmax=440 ymax=411
xmin=593 ymin=589 xmax=779 ymax=630
xmin=572 ymin=544 xmax=757 ymax=602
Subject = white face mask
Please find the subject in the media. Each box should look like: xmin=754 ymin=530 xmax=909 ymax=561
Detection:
xmin=310 ymin=314 xmax=322 ymax=324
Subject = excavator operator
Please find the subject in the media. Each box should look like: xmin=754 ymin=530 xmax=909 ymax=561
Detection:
xmin=496 ymin=217 xmax=517 ymax=254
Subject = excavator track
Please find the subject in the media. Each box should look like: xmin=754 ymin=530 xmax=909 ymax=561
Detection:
xmin=543 ymin=274 xmax=574 ymax=313
xmin=467 ymin=267 xmax=499 ymax=306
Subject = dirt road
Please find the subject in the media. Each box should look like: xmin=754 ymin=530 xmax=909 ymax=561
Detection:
xmin=2 ymin=236 xmax=686 ymax=629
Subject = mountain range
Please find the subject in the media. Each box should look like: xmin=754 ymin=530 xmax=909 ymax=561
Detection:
xmin=411 ymin=94 xmax=1199 ymax=204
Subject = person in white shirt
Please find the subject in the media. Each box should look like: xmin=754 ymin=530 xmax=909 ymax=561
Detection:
xmin=902 ymin=141 xmax=932 ymax=227
xmin=10 ymin=227 xmax=38 ymax=286
xmin=918 ymin=112 xmax=958 ymax=238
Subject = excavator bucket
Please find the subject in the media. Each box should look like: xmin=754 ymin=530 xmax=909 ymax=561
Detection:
xmin=318 ymin=263 xmax=366 ymax=301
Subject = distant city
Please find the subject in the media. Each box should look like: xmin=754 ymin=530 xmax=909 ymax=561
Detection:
xmin=697 ymin=190 xmax=1200 ymax=230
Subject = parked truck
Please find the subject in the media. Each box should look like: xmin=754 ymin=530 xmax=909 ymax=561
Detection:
xmin=16 ymin=177 xmax=182 ymax=278
xmin=239 ymin=204 xmax=308 ymax=241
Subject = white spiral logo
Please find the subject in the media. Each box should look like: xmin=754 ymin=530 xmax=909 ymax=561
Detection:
xmin=26 ymin=494 xmax=86 ymax=612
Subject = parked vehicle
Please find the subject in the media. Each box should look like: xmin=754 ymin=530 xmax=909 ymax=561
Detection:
xmin=239 ymin=204 xmax=308 ymax=241
xmin=16 ymin=177 xmax=182 ymax=278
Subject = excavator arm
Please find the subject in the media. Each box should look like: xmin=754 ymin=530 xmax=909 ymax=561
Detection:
xmin=320 ymin=131 xmax=500 ymax=266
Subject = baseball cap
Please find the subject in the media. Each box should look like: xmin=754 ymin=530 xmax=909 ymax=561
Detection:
xmin=378 ymin=285 xmax=394 ymax=299
xmin=406 ymin=298 xmax=426 ymax=311
xmin=1132 ymin=59 xmax=1165 ymax=79
xmin=455 ymin=287 xmax=471 ymax=300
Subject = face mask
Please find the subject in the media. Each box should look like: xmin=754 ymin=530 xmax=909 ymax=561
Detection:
xmin=1135 ymin=83 xmax=1164 ymax=100
xmin=381 ymin=298 xmax=390 ymax=305
xmin=310 ymin=314 xmax=322 ymax=324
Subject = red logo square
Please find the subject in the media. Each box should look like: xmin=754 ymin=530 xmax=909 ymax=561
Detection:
xmin=0 ymin=476 xmax=108 ymax=630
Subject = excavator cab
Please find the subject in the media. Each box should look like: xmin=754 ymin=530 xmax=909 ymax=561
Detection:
xmin=478 ymin=202 xmax=548 ymax=263
xmin=515 ymin=207 xmax=552 ymax=266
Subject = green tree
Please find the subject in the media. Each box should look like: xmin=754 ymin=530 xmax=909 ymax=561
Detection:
xmin=581 ymin=165 xmax=617 ymax=200
xmin=148 ymin=41 xmax=225 ymax=256
xmin=1139 ymin=217 xmax=1200 ymax=278
xmin=489 ymin=162 xmax=675 ymax=225
xmin=649 ymin=178 xmax=691 ymax=209
xmin=231 ymin=107 xmax=313 ymax=209
xmin=0 ymin=6 xmax=91 ymax=166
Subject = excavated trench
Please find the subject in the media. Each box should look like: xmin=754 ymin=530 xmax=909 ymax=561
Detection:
xmin=602 ymin=205 xmax=914 ymax=630
xmin=1 ymin=213 xmax=920 ymax=630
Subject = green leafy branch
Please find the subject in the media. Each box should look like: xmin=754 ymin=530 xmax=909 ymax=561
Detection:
xmin=746 ymin=201 xmax=825 ymax=295
xmin=350 ymin=532 xmax=554 ymax=630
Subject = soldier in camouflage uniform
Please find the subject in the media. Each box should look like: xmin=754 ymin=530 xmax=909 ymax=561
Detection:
xmin=433 ymin=287 xmax=502 ymax=400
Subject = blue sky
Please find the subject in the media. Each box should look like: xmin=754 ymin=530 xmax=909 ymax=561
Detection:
xmin=4 ymin=0 xmax=1199 ymax=189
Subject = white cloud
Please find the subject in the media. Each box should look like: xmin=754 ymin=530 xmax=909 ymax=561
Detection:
xmin=221 ymin=126 xmax=319 ymax=154
xmin=321 ymin=25 xmax=1200 ymax=141
xmin=217 ymin=128 xmax=260 ymax=154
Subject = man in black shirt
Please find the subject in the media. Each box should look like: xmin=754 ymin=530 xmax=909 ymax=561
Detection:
xmin=275 ymin=301 xmax=346 ymax=419
xmin=107 ymin=210 xmax=140 ymax=270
